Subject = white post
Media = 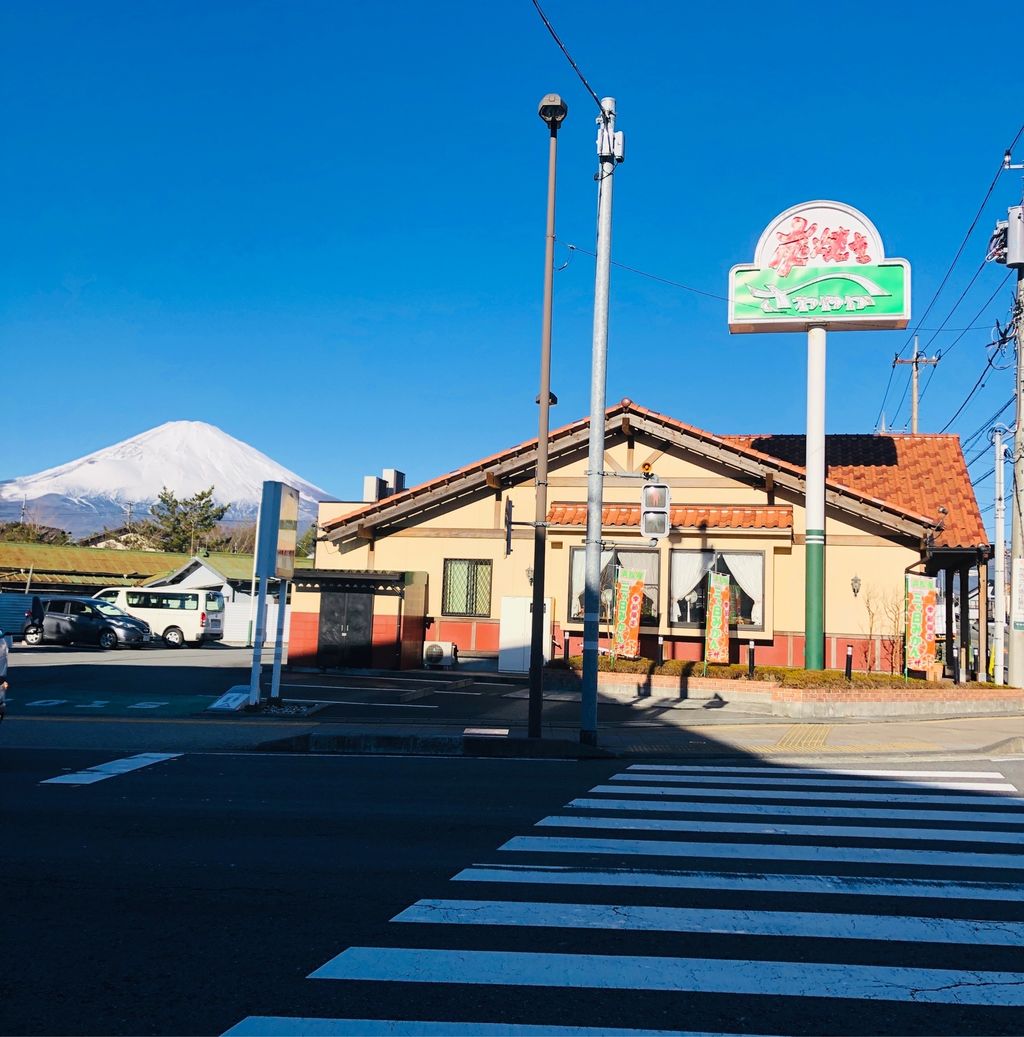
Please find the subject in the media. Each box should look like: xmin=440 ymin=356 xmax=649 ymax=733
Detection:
xmin=994 ymin=428 xmax=1006 ymax=685
xmin=247 ymin=575 xmax=269 ymax=707
xmin=246 ymin=502 xmax=263 ymax=648
xmin=805 ymin=324 xmax=827 ymax=670
xmin=269 ymin=579 xmax=288 ymax=702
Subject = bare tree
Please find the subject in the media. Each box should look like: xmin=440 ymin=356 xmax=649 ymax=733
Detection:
xmin=881 ymin=590 xmax=905 ymax=675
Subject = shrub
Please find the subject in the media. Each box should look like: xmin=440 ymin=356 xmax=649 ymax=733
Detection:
xmin=547 ymin=655 xmax=952 ymax=689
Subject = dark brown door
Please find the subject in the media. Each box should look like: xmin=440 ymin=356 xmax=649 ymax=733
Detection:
xmin=317 ymin=591 xmax=373 ymax=668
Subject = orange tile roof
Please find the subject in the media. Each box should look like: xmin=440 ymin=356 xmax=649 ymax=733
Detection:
xmin=720 ymin=434 xmax=986 ymax=550
xmin=323 ymin=399 xmax=985 ymax=553
xmin=548 ymin=503 xmax=794 ymax=530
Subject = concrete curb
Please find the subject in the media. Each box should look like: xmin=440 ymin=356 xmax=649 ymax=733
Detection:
xmin=257 ymin=730 xmax=615 ymax=759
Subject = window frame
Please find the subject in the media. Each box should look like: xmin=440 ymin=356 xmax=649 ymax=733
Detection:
xmin=668 ymin=548 xmax=766 ymax=632
xmin=441 ymin=558 xmax=493 ymax=618
xmin=566 ymin=545 xmax=661 ymax=626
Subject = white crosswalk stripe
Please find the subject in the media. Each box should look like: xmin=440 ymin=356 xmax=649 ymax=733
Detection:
xmin=224 ymin=763 xmax=1024 ymax=1034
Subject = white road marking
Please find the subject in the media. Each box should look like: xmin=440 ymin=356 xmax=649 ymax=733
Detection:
xmin=568 ymin=797 xmax=1024 ymax=825
xmin=127 ymin=701 xmax=170 ymax=709
xmin=628 ymin=765 xmax=1011 ymax=780
xmin=40 ymin=752 xmax=181 ymax=785
xmin=537 ymin=814 xmax=1024 ymax=845
xmin=500 ymin=835 xmax=1024 ymax=871
xmin=465 ymin=728 xmax=510 ymax=736
xmin=588 ymin=784 xmax=1024 ymax=807
xmin=308 ymin=947 xmax=1024 ymax=1005
xmin=222 ymin=1018 xmax=717 ymax=1036
xmin=394 ymin=898 xmax=1024 ymax=946
xmin=608 ymin=773 xmax=1018 ymax=792
xmin=452 ymin=865 xmax=1024 ymax=901
xmin=75 ymin=701 xmax=110 ymax=709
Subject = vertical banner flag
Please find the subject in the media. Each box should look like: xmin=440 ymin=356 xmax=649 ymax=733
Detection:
xmin=905 ymin=575 xmax=938 ymax=671
xmin=613 ymin=568 xmax=645 ymax=659
xmin=705 ymin=571 xmax=731 ymax=664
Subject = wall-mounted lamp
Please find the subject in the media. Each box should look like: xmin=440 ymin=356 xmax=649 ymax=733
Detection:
xmin=526 ymin=567 xmax=535 ymax=586
xmin=851 ymin=575 xmax=862 ymax=598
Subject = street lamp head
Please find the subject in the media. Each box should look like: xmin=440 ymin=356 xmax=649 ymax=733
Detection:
xmin=538 ymin=93 xmax=568 ymax=129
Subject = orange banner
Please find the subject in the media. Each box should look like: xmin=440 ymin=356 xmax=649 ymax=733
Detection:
xmin=613 ymin=568 xmax=645 ymax=659
xmin=705 ymin=571 xmax=731 ymax=664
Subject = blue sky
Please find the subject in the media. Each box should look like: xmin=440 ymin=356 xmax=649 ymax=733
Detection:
xmin=2 ymin=1 xmax=1022 ymax=513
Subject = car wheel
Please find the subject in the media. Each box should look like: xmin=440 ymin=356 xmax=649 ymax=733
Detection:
xmin=98 ymin=629 xmax=119 ymax=650
xmin=163 ymin=626 xmax=184 ymax=648
xmin=24 ymin=626 xmax=43 ymax=646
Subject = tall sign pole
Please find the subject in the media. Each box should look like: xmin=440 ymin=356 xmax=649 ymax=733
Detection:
xmin=729 ymin=200 xmax=911 ymax=670
xmin=805 ymin=324 xmax=827 ymax=669
xmin=247 ymin=480 xmax=300 ymax=708
xmin=581 ymin=97 xmax=623 ymax=745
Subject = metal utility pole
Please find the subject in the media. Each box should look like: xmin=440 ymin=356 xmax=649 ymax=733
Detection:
xmin=893 ymin=336 xmax=940 ymax=433
xmin=581 ymin=97 xmax=623 ymax=746
xmin=1003 ymin=203 xmax=1024 ymax=686
xmin=992 ymin=425 xmax=1008 ymax=685
xmin=528 ymin=93 xmax=568 ymax=740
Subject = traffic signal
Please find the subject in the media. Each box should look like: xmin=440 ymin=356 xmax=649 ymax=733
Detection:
xmin=640 ymin=482 xmax=671 ymax=539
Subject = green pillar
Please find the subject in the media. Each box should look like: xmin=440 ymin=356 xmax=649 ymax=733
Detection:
xmin=805 ymin=529 xmax=825 ymax=669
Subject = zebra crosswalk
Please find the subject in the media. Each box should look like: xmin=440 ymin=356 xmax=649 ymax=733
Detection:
xmin=224 ymin=762 xmax=1024 ymax=1036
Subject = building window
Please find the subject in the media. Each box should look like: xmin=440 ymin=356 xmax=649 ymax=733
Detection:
xmin=670 ymin=550 xmax=764 ymax=630
xmin=442 ymin=559 xmax=493 ymax=617
xmin=568 ymin=547 xmax=660 ymax=624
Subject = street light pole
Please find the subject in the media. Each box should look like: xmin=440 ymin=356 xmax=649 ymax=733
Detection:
xmin=528 ymin=93 xmax=567 ymax=740
xmin=581 ymin=97 xmax=623 ymax=746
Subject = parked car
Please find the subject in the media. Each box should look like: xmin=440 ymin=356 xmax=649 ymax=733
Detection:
xmin=0 ymin=593 xmax=44 ymax=642
xmin=25 ymin=596 xmax=152 ymax=649
xmin=93 ymin=587 xmax=225 ymax=647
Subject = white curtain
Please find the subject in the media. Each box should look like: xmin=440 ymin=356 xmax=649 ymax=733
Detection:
xmin=618 ymin=550 xmax=660 ymax=615
xmin=670 ymin=550 xmax=715 ymax=622
xmin=722 ymin=551 xmax=764 ymax=626
xmin=572 ymin=548 xmax=615 ymax=618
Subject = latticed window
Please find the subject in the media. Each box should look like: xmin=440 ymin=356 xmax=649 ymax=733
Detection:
xmin=442 ymin=559 xmax=493 ymax=617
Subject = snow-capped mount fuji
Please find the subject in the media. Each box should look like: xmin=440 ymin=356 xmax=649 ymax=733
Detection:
xmin=0 ymin=421 xmax=335 ymax=537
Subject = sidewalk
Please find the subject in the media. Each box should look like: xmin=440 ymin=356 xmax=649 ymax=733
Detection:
xmin=295 ymin=710 xmax=1024 ymax=761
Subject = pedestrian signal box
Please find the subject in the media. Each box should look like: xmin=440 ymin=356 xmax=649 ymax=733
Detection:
xmin=640 ymin=482 xmax=671 ymax=539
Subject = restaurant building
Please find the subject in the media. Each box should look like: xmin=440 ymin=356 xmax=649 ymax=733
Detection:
xmin=289 ymin=399 xmax=988 ymax=675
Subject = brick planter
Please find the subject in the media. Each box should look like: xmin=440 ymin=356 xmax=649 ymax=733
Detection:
xmin=543 ymin=668 xmax=1024 ymax=719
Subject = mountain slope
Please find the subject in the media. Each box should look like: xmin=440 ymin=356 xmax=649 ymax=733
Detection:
xmin=0 ymin=421 xmax=335 ymax=536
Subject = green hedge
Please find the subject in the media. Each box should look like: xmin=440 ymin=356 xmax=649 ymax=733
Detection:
xmin=547 ymin=655 xmax=970 ymax=689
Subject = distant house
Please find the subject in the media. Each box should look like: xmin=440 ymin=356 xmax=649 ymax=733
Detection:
xmin=76 ymin=526 xmax=160 ymax=551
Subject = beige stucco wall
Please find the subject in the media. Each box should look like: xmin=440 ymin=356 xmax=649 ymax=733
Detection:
xmin=314 ymin=441 xmax=922 ymax=641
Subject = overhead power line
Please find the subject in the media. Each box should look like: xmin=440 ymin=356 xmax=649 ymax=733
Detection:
xmin=530 ymin=0 xmax=606 ymax=118
xmin=875 ymin=120 xmax=1024 ymax=428
xmin=918 ymin=269 xmax=1015 ymax=407
xmin=562 ymin=243 xmax=727 ymax=300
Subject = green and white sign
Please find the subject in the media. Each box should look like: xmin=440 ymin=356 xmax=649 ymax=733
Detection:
xmin=729 ymin=200 xmax=910 ymax=333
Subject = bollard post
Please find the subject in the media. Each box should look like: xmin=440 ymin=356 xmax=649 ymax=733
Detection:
xmin=844 ymin=644 xmax=853 ymax=681
xmin=563 ymin=632 xmax=570 ymax=662
xmin=658 ymin=635 xmax=665 ymax=667
xmin=747 ymin=640 xmax=755 ymax=679
xmin=972 ymin=647 xmax=979 ymax=683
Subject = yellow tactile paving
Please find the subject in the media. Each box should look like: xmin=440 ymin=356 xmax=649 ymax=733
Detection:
xmin=772 ymin=724 xmax=833 ymax=751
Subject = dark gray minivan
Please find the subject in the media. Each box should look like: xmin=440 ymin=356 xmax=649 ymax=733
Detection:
xmin=26 ymin=596 xmax=151 ymax=649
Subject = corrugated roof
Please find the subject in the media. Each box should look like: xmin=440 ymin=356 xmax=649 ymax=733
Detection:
xmin=548 ymin=503 xmax=794 ymax=530
xmin=0 ymin=542 xmax=314 ymax=583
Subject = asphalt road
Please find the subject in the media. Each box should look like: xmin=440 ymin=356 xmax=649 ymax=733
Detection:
xmin=2 ymin=747 xmax=1021 ymax=1036
xmin=2 ymin=645 xmax=747 ymax=729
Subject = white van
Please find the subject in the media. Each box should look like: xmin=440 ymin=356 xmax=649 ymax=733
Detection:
xmin=93 ymin=587 xmax=225 ymax=647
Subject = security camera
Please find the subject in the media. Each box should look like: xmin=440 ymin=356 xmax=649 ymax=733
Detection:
xmin=538 ymin=93 xmax=568 ymax=127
